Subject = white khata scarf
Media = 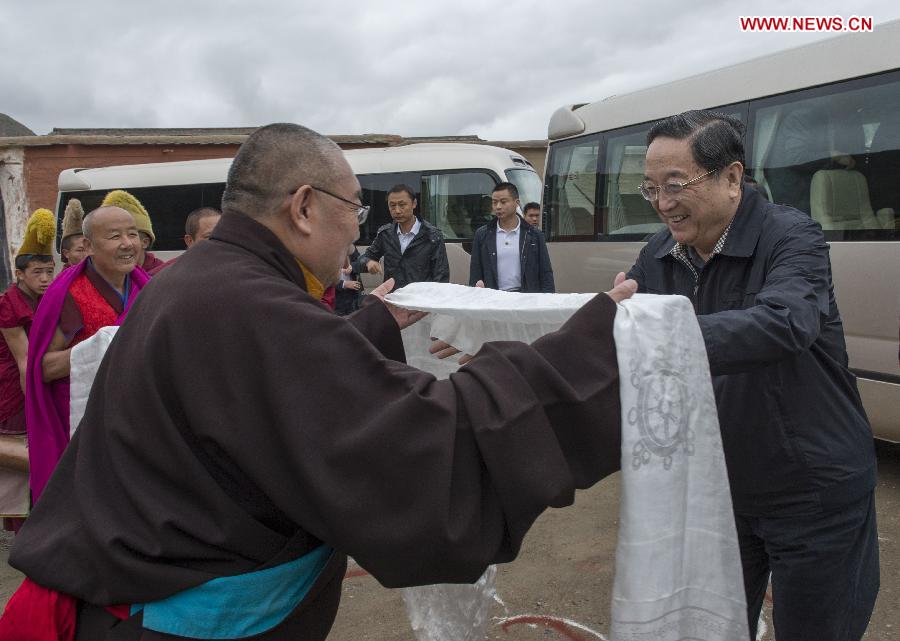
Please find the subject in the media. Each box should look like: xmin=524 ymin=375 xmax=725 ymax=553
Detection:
xmin=69 ymin=283 xmax=748 ymax=640
xmin=386 ymin=282 xmax=747 ymax=641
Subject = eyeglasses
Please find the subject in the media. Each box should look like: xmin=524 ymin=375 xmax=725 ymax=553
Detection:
xmin=309 ymin=186 xmax=370 ymax=224
xmin=639 ymin=168 xmax=718 ymax=202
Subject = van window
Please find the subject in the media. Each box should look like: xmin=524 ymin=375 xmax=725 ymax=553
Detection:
xmin=544 ymin=134 xmax=600 ymax=239
xmin=56 ymin=184 xmax=224 ymax=252
xmin=419 ymin=171 xmax=497 ymax=240
xmin=506 ymin=168 xmax=542 ymax=210
xmin=753 ymin=76 xmax=900 ymax=237
xmin=603 ymin=127 xmax=663 ymax=237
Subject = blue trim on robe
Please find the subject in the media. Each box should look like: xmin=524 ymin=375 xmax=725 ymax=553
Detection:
xmin=131 ymin=544 xmax=333 ymax=639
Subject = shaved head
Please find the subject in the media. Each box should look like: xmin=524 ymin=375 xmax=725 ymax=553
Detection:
xmin=82 ymin=206 xmax=134 ymax=240
xmin=222 ymin=123 xmax=348 ymax=219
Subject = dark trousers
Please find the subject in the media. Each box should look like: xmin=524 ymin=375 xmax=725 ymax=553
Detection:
xmin=735 ymin=491 xmax=879 ymax=641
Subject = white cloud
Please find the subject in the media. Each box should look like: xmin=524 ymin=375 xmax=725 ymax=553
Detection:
xmin=1 ymin=0 xmax=898 ymax=137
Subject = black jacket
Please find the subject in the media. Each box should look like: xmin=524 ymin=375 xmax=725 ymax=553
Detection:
xmin=627 ymin=188 xmax=876 ymax=516
xmin=335 ymin=248 xmax=363 ymax=316
xmin=468 ymin=217 xmax=555 ymax=293
xmin=357 ymin=218 xmax=449 ymax=290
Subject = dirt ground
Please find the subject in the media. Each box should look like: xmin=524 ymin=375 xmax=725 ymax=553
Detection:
xmin=329 ymin=440 xmax=899 ymax=641
xmin=2 ymin=441 xmax=898 ymax=640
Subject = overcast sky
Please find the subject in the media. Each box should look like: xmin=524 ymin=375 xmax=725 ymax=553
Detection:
xmin=3 ymin=0 xmax=899 ymax=139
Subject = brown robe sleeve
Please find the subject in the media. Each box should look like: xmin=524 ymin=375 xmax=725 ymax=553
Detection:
xmin=217 ymin=292 xmax=621 ymax=588
xmin=10 ymin=268 xmax=621 ymax=603
xmin=346 ymin=297 xmax=406 ymax=363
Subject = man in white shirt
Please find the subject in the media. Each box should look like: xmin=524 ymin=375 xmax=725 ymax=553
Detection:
xmin=523 ymin=202 xmax=542 ymax=228
xmin=469 ymin=183 xmax=554 ymax=293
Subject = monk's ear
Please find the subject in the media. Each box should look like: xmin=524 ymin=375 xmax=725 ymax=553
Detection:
xmin=82 ymin=237 xmax=94 ymax=255
xmin=290 ymin=186 xmax=315 ymax=236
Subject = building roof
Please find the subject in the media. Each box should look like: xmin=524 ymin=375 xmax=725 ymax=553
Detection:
xmin=0 ymin=113 xmax=35 ymax=137
xmin=0 ymin=127 xmax=546 ymax=149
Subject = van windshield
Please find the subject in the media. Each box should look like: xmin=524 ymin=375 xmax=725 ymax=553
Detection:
xmin=506 ymin=169 xmax=542 ymax=207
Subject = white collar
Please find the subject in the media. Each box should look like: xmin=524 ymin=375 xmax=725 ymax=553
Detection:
xmin=397 ymin=218 xmax=421 ymax=237
xmin=496 ymin=217 xmax=521 ymax=234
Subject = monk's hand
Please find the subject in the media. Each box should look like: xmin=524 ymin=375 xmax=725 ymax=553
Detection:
xmin=608 ymin=272 xmax=638 ymax=303
xmin=429 ymin=339 xmax=474 ymax=364
xmin=370 ymin=278 xmax=427 ymax=329
xmin=366 ymin=260 xmax=382 ymax=274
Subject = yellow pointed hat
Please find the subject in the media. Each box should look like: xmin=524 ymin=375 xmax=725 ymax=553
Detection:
xmin=102 ymin=189 xmax=154 ymax=243
xmin=61 ymin=198 xmax=85 ymax=242
xmin=16 ymin=208 xmax=57 ymax=257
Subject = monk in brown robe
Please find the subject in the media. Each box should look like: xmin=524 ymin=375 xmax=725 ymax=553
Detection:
xmin=6 ymin=124 xmax=636 ymax=641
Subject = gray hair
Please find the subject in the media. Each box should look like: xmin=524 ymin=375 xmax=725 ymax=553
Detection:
xmin=221 ymin=123 xmax=346 ymax=218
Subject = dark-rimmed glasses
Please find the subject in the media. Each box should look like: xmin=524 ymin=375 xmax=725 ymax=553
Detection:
xmin=639 ymin=168 xmax=718 ymax=202
xmin=306 ymin=186 xmax=370 ymax=224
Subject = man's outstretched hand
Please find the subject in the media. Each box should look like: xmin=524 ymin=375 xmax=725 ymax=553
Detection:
xmin=611 ymin=272 xmax=638 ymax=303
xmin=369 ymin=278 xmax=427 ymax=329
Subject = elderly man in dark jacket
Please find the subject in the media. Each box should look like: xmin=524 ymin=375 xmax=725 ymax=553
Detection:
xmin=621 ymin=110 xmax=879 ymax=641
xmin=469 ymin=182 xmax=555 ymax=293
xmin=357 ymin=184 xmax=449 ymax=290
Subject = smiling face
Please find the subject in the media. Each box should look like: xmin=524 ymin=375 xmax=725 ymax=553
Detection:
xmin=643 ymin=136 xmax=742 ymax=256
xmin=84 ymin=207 xmax=141 ymax=279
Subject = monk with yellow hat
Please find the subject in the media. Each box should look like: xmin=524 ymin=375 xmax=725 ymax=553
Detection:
xmin=101 ymin=190 xmax=165 ymax=272
xmin=0 ymin=209 xmax=56 ymax=530
xmin=60 ymin=198 xmax=88 ymax=268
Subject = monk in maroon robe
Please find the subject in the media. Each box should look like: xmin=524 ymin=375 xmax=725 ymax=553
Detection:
xmin=6 ymin=124 xmax=636 ymax=641
xmin=0 ymin=254 xmax=54 ymax=533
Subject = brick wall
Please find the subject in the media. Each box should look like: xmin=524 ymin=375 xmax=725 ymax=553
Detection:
xmin=23 ymin=144 xmax=241 ymax=212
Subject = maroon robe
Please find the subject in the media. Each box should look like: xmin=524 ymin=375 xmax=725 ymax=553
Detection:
xmin=10 ymin=212 xmax=622 ymax=640
xmin=141 ymin=252 xmax=165 ymax=273
xmin=0 ymin=285 xmax=37 ymax=431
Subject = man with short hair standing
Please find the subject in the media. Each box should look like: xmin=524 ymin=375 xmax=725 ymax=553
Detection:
xmin=622 ymin=109 xmax=879 ymax=640
xmin=25 ymin=206 xmax=149 ymax=502
xmin=469 ymin=183 xmax=554 ymax=292
xmin=522 ymin=202 xmax=541 ymax=228
xmin=149 ymin=207 xmax=221 ymax=275
xmin=358 ymin=184 xmax=449 ymax=289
